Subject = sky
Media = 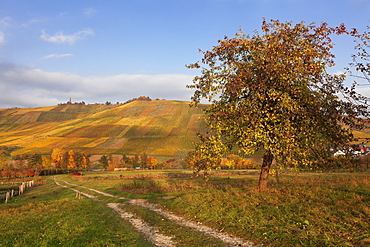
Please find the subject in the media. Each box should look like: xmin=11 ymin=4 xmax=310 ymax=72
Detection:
xmin=0 ymin=0 xmax=369 ymax=108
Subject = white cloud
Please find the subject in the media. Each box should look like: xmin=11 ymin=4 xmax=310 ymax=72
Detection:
xmin=84 ymin=7 xmax=97 ymax=17
xmin=0 ymin=64 xmax=195 ymax=108
xmin=40 ymin=29 xmax=94 ymax=45
xmin=0 ymin=32 xmax=4 ymax=44
xmin=22 ymin=18 xmax=46 ymax=28
xmin=0 ymin=17 xmax=11 ymax=27
xmin=42 ymin=53 xmax=74 ymax=60
xmin=353 ymin=86 xmax=370 ymax=98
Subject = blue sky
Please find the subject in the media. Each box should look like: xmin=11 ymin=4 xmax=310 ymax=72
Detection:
xmin=0 ymin=0 xmax=369 ymax=108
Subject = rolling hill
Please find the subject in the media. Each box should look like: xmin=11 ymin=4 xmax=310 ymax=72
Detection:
xmin=0 ymin=100 xmax=208 ymax=158
xmin=2 ymin=99 xmax=369 ymax=159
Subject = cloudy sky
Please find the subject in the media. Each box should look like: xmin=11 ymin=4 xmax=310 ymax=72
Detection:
xmin=0 ymin=0 xmax=369 ymax=108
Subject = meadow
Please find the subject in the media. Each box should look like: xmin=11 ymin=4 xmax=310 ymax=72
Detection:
xmin=1 ymin=170 xmax=369 ymax=246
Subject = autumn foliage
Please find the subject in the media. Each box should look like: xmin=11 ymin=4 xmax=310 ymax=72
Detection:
xmin=187 ymin=19 xmax=369 ymax=191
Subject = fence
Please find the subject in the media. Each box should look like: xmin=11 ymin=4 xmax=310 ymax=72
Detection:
xmin=1 ymin=180 xmax=34 ymax=203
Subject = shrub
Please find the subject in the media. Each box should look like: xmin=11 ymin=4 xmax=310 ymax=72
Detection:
xmin=70 ymin=172 xmax=82 ymax=176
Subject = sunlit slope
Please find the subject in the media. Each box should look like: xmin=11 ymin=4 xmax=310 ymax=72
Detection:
xmin=0 ymin=101 xmax=207 ymax=156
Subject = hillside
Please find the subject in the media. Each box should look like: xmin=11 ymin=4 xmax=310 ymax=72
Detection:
xmin=0 ymin=100 xmax=208 ymax=157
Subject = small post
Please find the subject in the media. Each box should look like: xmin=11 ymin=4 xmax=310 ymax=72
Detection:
xmin=19 ymin=183 xmax=25 ymax=195
xmin=11 ymin=189 xmax=14 ymax=197
xmin=5 ymin=192 xmax=10 ymax=203
xmin=76 ymin=192 xmax=82 ymax=199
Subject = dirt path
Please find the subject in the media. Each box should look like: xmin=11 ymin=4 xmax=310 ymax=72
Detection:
xmin=54 ymin=178 xmax=257 ymax=247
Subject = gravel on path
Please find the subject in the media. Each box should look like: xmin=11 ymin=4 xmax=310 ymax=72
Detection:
xmin=54 ymin=178 xmax=258 ymax=247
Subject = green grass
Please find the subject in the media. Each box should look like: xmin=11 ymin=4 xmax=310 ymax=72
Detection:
xmin=122 ymin=203 xmax=226 ymax=246
xmin=57 ymin=170 xmax=370 ymax=246
xmin=151 ymin=171 xmax=370 ymax=246
xmin=0 ymin=179 xmax=152 ymax=247
xmin=2 ymin=170 xmax=369 ymax=246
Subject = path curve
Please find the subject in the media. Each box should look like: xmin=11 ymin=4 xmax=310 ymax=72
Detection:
xmin=54 ymin=179 xmax=176 ymax=246
xmin=54 ymin=178 xmax=257 ymax=247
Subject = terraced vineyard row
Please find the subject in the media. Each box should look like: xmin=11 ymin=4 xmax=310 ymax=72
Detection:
xmin=0 ymin=100 xmax=208 ymax=158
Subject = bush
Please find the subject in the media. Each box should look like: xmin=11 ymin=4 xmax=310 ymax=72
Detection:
xmin=70 ymin=172 xmax=82 ymax=176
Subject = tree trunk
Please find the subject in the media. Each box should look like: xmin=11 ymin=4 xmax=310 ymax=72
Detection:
xmin=258 ymin=150 xmax=274 ymax=192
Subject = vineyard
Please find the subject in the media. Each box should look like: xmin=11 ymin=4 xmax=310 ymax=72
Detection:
xmin=0 ymin=100 xmax=208 ymax=158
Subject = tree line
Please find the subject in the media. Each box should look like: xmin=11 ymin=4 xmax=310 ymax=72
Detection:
xmin=58 ymin=96 xmax=159 ymax=107
xmin=98 ymin=153 xmax=185 ymax=170
xmin=0 ymin=145 xmax=266 ymax=178
xmin=0 ymin=147 xmax=91 ymax=178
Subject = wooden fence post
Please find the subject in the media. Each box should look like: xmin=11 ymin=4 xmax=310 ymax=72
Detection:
xmin=19 ymin=183 xmax=25 ymax=195
xmin=3 ymin=180 xmax=36 ymax=202
xmin=5 ymin=192 xmax=10 ymax=203
xmin=75 ymin=192 xmax=82 ymax=199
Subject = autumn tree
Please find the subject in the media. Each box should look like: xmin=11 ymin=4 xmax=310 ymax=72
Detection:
xmin=78 ymin=153 xmax=90 ymax=169
xmin=346 ymin=25 xmax=370 ymax=84
xmin=185 ymin=133 xmax=223 ymax=175
xmin=41 ymin=155 xmax=52 ymax=169
xmin=148 ymin=157 xmax=158 ymax=169
xmin=51 ymin=148 xmax=64 ymax=168
xmin=67 ymin=150 xmax=77 ymax=169
xmin=187 ymin=19 xmax=369 ymax=191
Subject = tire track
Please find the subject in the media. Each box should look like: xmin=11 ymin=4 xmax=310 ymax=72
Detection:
xmin=54 ymin=179 xmax=176 ymax=247
xmin=54 ymin=178 xmax=257 ymax=247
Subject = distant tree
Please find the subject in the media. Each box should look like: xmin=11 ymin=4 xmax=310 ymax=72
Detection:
xmin=222 ymin=159 xmax=235 ymax=169
xmin=148 ymin=157 xmax=158 ymax=169
xmin=187 ymin=19 xmax=369 ymax=191
xmin=138 ymin=96 xmax=152 ymax=101
xmin=99 ymin=155 xmax=109 ymax=168
xmin=28 ymin=154 xmax=42 ymax=170
xmin=51 ymin=148 xmax=65 ymax=168
xmin=41 ymin=155 xmax=52 ymax=169
xmin=79 ymin=153 xmax=90 ymax=169
xmin=120 ymin=154 xmax=132 ymax=168
xmin=0 ymin=150 xmax=8 ymax=170
xmin=74 ymin=152 xmax=90 ymax=169
xmin=131 ymin=155 xmax=139 ymax=168
xmin=67 ymin=150 xmax=77 ymax=169
xmin=108 ymin=154 xmax=115 ymax=165
xmin=140 ymin=153 xmax=148 ymax=169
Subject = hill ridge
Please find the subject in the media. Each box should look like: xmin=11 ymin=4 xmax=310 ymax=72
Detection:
xmin=0 ymin=100 xmax=207 ymax=158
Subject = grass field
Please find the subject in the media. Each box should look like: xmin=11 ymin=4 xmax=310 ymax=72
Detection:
xmin=0 ymin=177 xmax=152 ymax=247
xmin=1 ymin=170 xmax=369 ymax=246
